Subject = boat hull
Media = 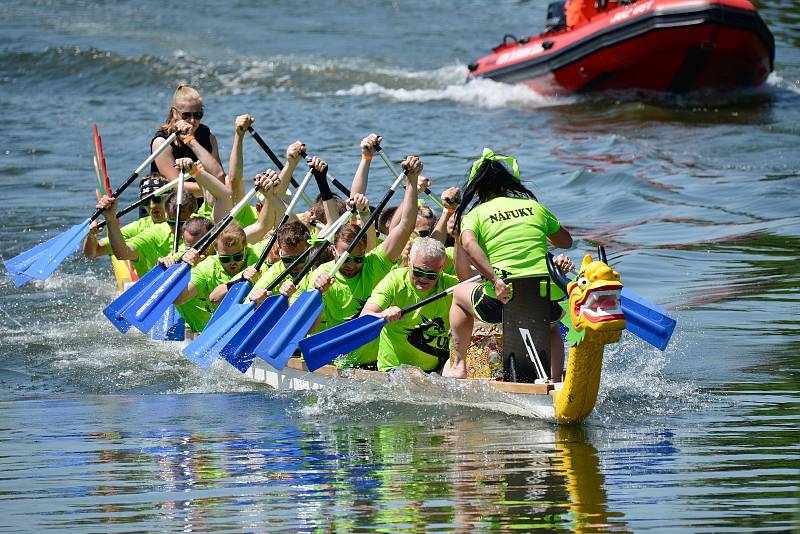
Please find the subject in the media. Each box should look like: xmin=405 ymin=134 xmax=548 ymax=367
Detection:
xmin=468 ymin=0 xmax=774 ymax=95
xmin=244 ymin=357 xmax=560 ymax=420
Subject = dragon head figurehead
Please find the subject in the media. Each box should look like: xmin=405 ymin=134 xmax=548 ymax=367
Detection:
xmin=561 ymin=255 xmax=626 ymax=345
xmin=551 ymin=252 xmax=627 ymax=423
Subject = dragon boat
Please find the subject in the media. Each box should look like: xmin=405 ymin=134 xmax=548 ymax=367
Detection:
xmin=467 ymin=0 xmax=774 ymax=94
xmin=243 ymin=253 xmax=626 ymax=423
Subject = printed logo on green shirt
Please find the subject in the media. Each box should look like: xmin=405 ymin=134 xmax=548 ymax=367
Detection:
xmin=404 ymin=315 xmax=448 ymax=360
xmin=488 ymin=206 xmax=537 ymax=223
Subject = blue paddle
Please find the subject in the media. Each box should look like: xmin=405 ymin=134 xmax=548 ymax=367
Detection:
xmin=224 ymin=208 xmax=354 ymax=372
xmin=203 ymin=168 xmax=315 ymax=330
xmin=148 ymin=171 xmax=187 ymax=341
xmin=300 ymin=274 xmax=482 ymax=372
xmin=206 ymin=212 xmax=347 ymax=371
xmin=254 ymin=168 xmax=410 ymax=371
xmin=182 ymin=169 xmax=316 ymax=364
xmin=3 ymin=133 xmax=177 ymax=286
xmin=121 ymin=188 xmax=259 ymax=334
xmin=103 ymin=263 xmax=167 ymax=333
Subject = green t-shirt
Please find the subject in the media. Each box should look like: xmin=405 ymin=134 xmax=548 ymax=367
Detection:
xmin=177 ymin=245 xmax=261 ymax=333
xmin=99 ymin=216 xmax=156 ymax=276
xmin=444 ymin=246 xmax=455 ymax=276
xmin=126 ymin=222 xmax=175 ymax=277
xmin=369 ymin=268 xmax=459 ymax=372
xmin=313 ymin=243 xmax=395 ymax=366
xmin=235 ymin=204 xmax=259 ymax=227
xmin=193 ymin=201 xmax=258 ymax=226
xmin=461 ymin=196 xmax=562 ymax=299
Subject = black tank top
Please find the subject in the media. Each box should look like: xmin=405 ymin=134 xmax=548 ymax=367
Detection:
xmin=149 ymin=124 xmax=213 ymax=174
xmin=146 ymin=124 xmax=214 ymax=216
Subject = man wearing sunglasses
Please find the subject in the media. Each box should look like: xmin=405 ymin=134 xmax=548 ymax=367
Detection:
xmin=246 ymin=221 xmax=313 ymax=305
xmin=361 ymin=238 xmax=458 ymax=373
xmin=311 ymin=155 xmax=422 ymax=370
xmin=83 ymin=174 xmax=169 ymax=275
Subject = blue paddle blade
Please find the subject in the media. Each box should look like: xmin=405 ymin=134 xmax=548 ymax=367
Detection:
xmin=205 ymin=279 xmax=252 ymax=329
xmin=300 ymin=314 xmax=386 ymax=372
xmin=254 ymin=290 xmax=323 ymax=371
xmin=149 ymin=304 xmax=185 ymax=341
xmin=103 ymin=264 xmax=167 ymax=333
xmin=3 ymin=233 xmax=64 ymax=286
xmin=25 ymin=219 xmax=90 ymax=281
xmin=182 ymin=301 xmax=255 ymax=368
xmin=4 ymin=220 xmax=90 ymax=285
xmin=220 ymin=295 xmax=289 ymax=373
xmin=620 ymin=288 xmax=676 ymax=350
xmin=123 ymin=263 xmax=191 ymax=334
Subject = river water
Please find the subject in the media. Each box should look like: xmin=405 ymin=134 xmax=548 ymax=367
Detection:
xmin=1 ymin=0 xmax=798 ymax=531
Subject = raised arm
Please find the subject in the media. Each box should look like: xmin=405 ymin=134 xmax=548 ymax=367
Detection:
xmin=83 ymin=222 xmax=107 ymax=259
xmin=175 ymin=158 xmax=232 ymax=221
xmin=350 ymin=133 xmax=382 ymax=196
xmin=349 ymin=193 xmax=375 ymax=252
xmin=382 ymin=156 xmax=421 ymax=262
xmin=227 ymin=114 xmax=255 ymax=205
xmin=431 ymin=187 xmax=461 ymax=245
xmin=277 ymin=141 xmax=306 ymax=198
xmin=244 ymin=169 xmax=282 ymax=243
xmin=97 ymin=196 xmax=138 ymax=261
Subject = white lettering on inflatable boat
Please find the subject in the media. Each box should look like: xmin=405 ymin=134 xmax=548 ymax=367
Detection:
xmin=496 ymin=44 xmax=546 ymax=66
xmin=610 ymin=0 xmax=654 ymax=24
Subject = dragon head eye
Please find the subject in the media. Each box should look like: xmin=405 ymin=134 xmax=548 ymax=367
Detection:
xmin=577 ymin=276 xmax=589 ymax=289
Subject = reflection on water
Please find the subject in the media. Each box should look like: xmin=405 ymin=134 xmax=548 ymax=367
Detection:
xmin=2 ymin=395 xmax=639 ymax=532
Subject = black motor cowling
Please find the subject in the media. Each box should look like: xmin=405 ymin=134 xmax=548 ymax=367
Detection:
xmin=545 ymin=1 xmax=567 ymax=33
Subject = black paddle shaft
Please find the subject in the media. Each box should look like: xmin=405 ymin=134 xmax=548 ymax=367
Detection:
xmin=224 ymin=212 xmax=291 ymax=290
xmin=89 ymin=171 xmax=141 ymax=222
xmin=248 ymin=127 xmax=351 ymax=198
xmin=96 ymin=188 xmax=162 ymax=230
xmin=288 ymin=207 xmax=359 ymax=286
xmin=400 ymin=285 xmax=459 ymax=317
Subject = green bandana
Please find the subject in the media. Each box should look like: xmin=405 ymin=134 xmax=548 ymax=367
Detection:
xmin=467 ymin=147 xmax=520 ymax=184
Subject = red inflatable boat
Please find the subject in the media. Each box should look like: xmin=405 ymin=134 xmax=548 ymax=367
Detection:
xmin=467 ymin=0 xmax=774 ymax=95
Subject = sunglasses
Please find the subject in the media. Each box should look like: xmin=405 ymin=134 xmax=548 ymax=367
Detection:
xmin=145 ymin=195 xmax=163 ymax=204
xmin=342 ymin=255 xmax=365 ymax=265
xmin=219 ymin=251 xmax=246 ymax=264
xmin=280 ymin=254 xmax=306 ymax=265
xmin=411 ymin=266 xmax=440 ymax=281
xmin=175 ymin=109 xmax=204 ymax=120
xmin=417 ymin=229 xmax=431 ymax=238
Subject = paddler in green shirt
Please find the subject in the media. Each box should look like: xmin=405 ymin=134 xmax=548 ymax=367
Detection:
xmin=166 ymin=170 xmax=282 ymax=332
xmin=308 ymin=154 xmax=422 ymax=369
xmin=247 ymin=221 xmax=314 ymax=305
xmin=98 ymin=189 xmax=199 ymax=276
xmin=169 ymin=220 xmax=262 ymax=332
xmin=362 ymin=238 xmax=459 ymax=372
xmin=442 ymin=148 xmax=575 ymax=381
xmin=83 ymin=173 xmax=168 ymax=275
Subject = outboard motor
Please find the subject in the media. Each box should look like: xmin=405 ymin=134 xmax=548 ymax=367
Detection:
xmin=545 ymin=1 xmax=567 ymax=33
